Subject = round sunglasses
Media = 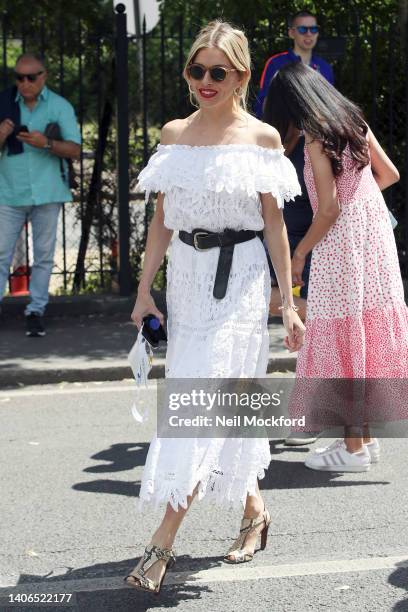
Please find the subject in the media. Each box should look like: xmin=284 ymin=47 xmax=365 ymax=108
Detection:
xmin=294 ymin=25 xmax=319 ymax=34
xmin=187 ymin=64 xmax=237 ymax=82
xmin=14 ymin=70 xmax=45 ymax=83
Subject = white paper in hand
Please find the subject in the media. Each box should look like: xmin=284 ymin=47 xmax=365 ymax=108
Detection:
xmin=128 ymin=325 xmax=153 ymax=424
xmin=128 ymin=326 xmax=153 ymax=383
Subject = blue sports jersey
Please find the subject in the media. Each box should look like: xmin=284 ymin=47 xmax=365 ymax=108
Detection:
xmin=255 ymin=49 xmax=334 ymax=118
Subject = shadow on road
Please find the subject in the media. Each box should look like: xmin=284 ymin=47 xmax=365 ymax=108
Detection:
xmin=72 ymin=440 xmax=390 ymax=500
xmin=72 ymin=442 xmax=148 ymax=498
xmin=257 ymin=440 xmax=391 ymax=490
xmin=261 ymin=460 xmax=390 ymax=490
xmin=83 ymin=443 xmax=149 ymax=473
xmin=389 ymin=559 xmax=408 ymax=611
xmin=0 ymin=554 xmax=219 ymax=611
xmin=72 ymin=478 xmax=141 ymax=497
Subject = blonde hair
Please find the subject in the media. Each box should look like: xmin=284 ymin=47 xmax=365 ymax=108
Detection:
xmin=183 ymin=20 xmax=251 ymax=111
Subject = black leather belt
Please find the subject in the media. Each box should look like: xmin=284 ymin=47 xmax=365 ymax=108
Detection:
xmin=178 ymin=228 xmax=260 ymax=299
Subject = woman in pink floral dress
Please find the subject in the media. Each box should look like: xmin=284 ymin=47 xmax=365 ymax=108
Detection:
xmin=265 ymin=62 xmax=408 ymax=472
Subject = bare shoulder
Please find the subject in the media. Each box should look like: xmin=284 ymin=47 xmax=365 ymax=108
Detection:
xmin=304 ymin=133 xmax=334 ymax=177
xmin=304 ymin=133 xmax=324 ymax=155
xmin=160 ymin=118 xmax=189 ymax=145
xmin=366 ymin=124 xmax=377 ymax=146
xmin=251 ymin=119 xmax=282 ymax=150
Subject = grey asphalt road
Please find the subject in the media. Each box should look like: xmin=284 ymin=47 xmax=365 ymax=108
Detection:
xmin=0 ymin=380 xmax=407 ymax=612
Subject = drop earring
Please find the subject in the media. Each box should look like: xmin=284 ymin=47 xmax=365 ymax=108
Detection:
xmin=188 ymin=84 xmax=199 ymax=108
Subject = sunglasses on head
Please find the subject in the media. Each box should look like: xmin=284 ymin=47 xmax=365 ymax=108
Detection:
xmin=294 ymin=25 xmax=319 ymax=34
xmin=187 ymin=64 xmax=237 ymax=82
xmin=14 ymin=70 xmax=44 ymax=83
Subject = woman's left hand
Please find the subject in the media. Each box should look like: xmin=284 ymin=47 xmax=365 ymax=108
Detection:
xmin=291 ymin=252 xmax=306 ymax=287
xmin=282 ymin=309 xmax=306 ymax=353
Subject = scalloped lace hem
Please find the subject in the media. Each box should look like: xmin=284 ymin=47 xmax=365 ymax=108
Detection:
xmin=137 ymin=463 xmax=270 ymax=513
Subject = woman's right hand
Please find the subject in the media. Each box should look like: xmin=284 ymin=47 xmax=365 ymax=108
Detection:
xmin=130 ymin=289 xmax=164 ymax=330
xmin=282 ymin=309 xmax=305 ymax=353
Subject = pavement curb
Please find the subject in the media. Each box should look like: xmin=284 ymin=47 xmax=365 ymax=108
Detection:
xmin=0 ymin=355 xmax=296 ymax=388
xmin=3 ymin=281 xmax=407 ymax=319
xmin=1 ymin=290 xmax=167 ymax=319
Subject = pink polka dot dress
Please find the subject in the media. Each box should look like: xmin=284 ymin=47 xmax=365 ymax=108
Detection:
xmin=291 ymin=143 xmax=408 ymax=427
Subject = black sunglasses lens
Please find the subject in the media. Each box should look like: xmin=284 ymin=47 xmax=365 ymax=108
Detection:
xmin=188 ymin=65 xmax=228 ymax=81
xmin=15 ymin=71 xmax=42 ymax=82
xmin=297 ymin=26 xmax=318 ymax=34
xmin=188 ymin=65 xmax=205 ymax=80
xmin=210 ymin=67 xmax=227 ymax=81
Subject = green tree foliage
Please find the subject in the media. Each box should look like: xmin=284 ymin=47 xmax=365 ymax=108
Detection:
xmin=153 ymin=0 xmax=407 ymax=268
xmin=1 ymin=0 xmax=406 ymax=282
xmin=0 ymin=0 xmax=121 ymax=290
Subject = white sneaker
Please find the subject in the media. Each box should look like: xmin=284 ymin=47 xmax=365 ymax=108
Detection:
xmin=284 ymin=431 xmax=319 ymax=446
xmin=314 ymin=438 xmax=380 ymax=464
xmin=364 ymin=438 xmax=380 ymax=463
xmin=305 ymin=440 xmax=370 ymax=472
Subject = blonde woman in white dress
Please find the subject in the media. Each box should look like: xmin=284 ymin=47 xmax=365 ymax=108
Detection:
xmin=125 ymin=20 xmax=305 ymax=594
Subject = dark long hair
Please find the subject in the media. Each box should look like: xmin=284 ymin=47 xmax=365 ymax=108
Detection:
xmin=263 ymin=62 xmax=369 ymax=176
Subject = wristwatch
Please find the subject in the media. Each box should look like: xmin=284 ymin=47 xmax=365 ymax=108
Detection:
xmin=43 ymin=137 xmax=52 ymax=150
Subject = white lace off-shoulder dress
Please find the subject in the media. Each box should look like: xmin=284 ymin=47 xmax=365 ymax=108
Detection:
xmin=136 ymin=144 xmax=300 ymax=511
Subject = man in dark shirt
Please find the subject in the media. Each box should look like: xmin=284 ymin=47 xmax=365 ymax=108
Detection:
xmin=255 ymin=9 xmax=334 ymax=118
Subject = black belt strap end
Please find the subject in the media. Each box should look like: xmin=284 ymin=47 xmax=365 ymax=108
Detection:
xmin=213 ymin=244 xmax=234 ymax=299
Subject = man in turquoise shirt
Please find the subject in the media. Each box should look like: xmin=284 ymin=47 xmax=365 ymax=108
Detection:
xmin=0 ymin=53 xmax=81 ymax=336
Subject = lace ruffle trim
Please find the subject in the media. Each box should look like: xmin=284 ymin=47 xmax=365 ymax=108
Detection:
xmin=136 ymin=144 xmax=301 ymax=209
xmin=138 ymin=463 xmax=270 ymax=512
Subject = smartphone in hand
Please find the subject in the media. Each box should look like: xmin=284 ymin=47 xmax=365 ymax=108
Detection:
xmin=141 ymin=314 xmax=167 ymax=347
xmin=15 ymin=125 xmax=29 ymax=135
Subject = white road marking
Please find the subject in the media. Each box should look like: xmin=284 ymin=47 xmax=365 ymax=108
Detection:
xmin=0 ymin=554 xmax=407 ymax=592
xmin=0 ymin=373 xmax=292 ymax=401
xmin=0 ymin=382 xmax=157 ymax=400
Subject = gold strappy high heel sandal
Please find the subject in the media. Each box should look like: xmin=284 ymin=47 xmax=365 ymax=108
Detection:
xmin=224 ymin=508 xmax=271 ymax=564
xmin=124 ymin=543 xmax=176 ymax=594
